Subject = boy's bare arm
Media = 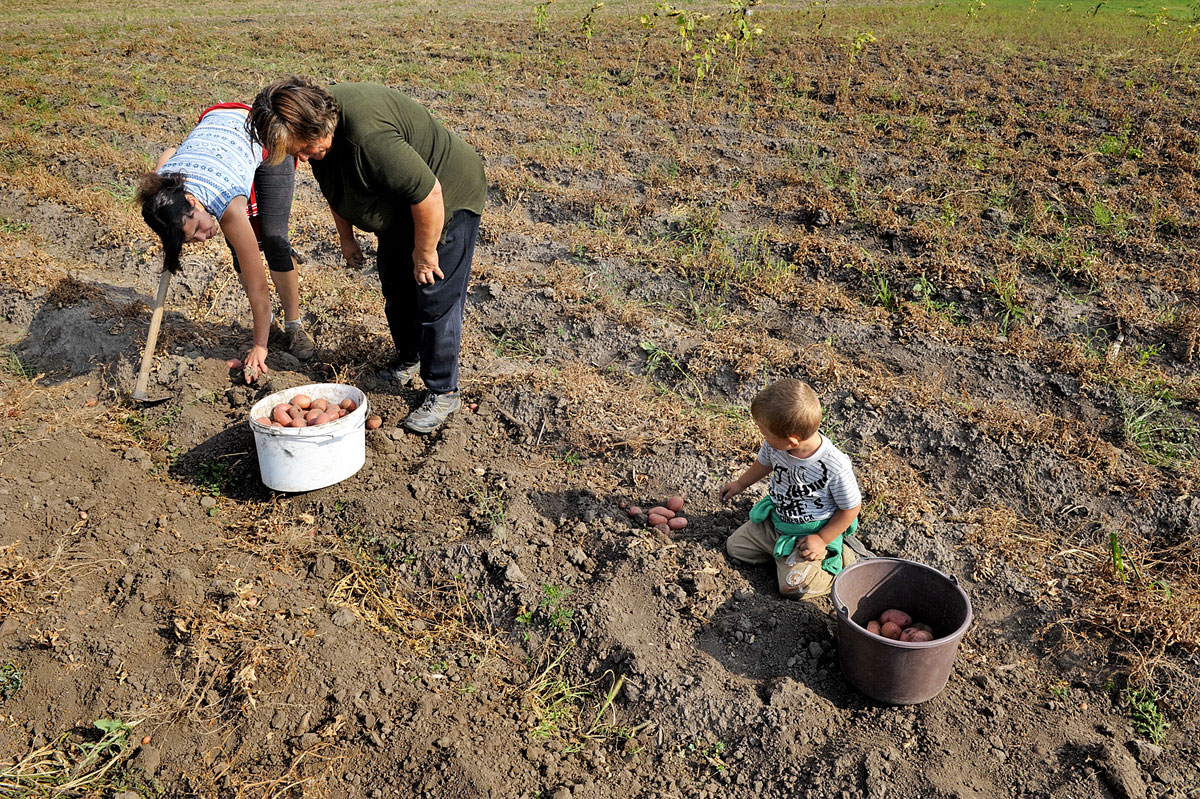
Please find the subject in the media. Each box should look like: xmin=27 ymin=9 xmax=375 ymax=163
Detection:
xmin=720 ymin=461 xmax=771 ymax=501
xmin=798 ymin=504 xmax=862 ymax=561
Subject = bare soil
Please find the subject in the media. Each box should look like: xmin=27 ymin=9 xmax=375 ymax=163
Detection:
xmin=1 ymin=3 xmax=1199 ymax=798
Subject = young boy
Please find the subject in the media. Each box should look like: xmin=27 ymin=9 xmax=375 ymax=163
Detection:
xmin=720 ymin=379 xmax=862 ymax=599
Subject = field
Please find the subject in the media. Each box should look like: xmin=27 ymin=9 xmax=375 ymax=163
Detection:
xmin=2 ymin=0 xmax=1200 ymax=796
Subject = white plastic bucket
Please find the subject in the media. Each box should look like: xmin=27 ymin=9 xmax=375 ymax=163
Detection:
xmin=248 ymin=382 xmax=369 ymax=492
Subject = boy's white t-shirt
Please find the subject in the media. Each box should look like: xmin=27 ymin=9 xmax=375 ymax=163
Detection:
xmin=756 ymin=434 xmax=861 ymax=525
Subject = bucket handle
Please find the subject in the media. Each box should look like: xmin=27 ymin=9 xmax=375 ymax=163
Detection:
xmin=836 ymin=603 xmax=849 ymax=618
xmin=262 ymin=429 xmax=345 ymax=444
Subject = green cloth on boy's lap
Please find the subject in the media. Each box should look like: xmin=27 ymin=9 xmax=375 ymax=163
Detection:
xmin=749 ymin=495 xmax=859 ymax=576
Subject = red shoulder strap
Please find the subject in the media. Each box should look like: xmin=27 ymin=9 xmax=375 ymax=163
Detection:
xmin=197 ymin=102 xmax=252 ymax=123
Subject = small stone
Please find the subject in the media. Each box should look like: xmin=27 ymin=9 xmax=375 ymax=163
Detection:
xmin=504 ymin=562 xmax=528 ymax=585
xmin=297 ymin=732 xmax=321 ymax=750
xmin=331 ymin=607 xmax=356 ymax=628
xmin=30 ymin=471 xmax=51 ymax=483
xmin=1128 ymin=739 xmax=1162 ymax=764
xmin=199 ymin=496 xmax=217 ymax=509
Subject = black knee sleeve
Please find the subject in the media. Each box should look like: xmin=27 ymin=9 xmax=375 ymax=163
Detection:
xmin=261 ymin=236 xmax=294 ymax=272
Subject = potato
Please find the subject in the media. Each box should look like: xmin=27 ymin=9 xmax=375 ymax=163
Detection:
xmin=255 ymin=416 xmax=271 ymax=426
xmin=648 ymin=512 xmax=668 ymax=527
xmin=292 ymin=394 xmax=312 ymax=410
xmin=654 ymin=523 xmax=671 ymax=535
xmin=880 ymin=609 xmax=913 ymax=628
xmin=313 ymin=412 xmax=332 ymax=425
xmin=901 ymin=628 xmax=934 ymax=643
xmin=627 ymin=505 xmax=642 ymax=517
xmin=648 ymin=506 xmax=675 ymax=520
xmin=366 ymin=415 xmax=382 ymax=430
xmin=305 ymin=409 xmax=322 ymax=423
xmin=666 ymin=495 xmax=685 ymax=512
xmin=667 ymin=516 xmax=688 ymax=530
xmin=288 ymin=417 xmax=307 ymax=428
xmin=880 ymin=621 xmax=903 ymax=640
xmin=340 ymin=398 xmax=357 ymax=412
xmin=866 ymin=620 xmax=882 ymax=636
xmin=225 ymin=358 xmax=243 ymax=369
xmin=311 ymin=398 xmax=328 ymax=413
xmin=272 ymin=404 xmax=293 ymax=425
xmin=909 ymin=623 xmax=933 ymax=635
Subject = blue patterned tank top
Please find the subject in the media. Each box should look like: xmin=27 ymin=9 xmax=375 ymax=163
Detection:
xmin=158 ymin=107 xmax=262 ymax=220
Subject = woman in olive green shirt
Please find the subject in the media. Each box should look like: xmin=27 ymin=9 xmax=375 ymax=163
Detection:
xmin=249 ymin=78 xmax=486 ymax=434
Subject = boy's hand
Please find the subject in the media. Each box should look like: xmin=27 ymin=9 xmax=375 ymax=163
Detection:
xmin=719 ymin=481 xmax=743 ymax=501
xmin=798 ymin=533 xmax=827 ymax=561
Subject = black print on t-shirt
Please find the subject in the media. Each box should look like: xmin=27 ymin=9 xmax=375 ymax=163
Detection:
xmin=771 ymin=460 xmax=829 ymax=522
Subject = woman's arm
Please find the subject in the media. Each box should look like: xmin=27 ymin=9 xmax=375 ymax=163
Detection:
xmin=220 ymin=197 xmax=272 ymax=381
xmin=330 ymin=206 xmax=365 ymax=268
xmin=153 ymin=148 xmax=177 ymax=171
xmin=411 ymin=179 xmax=445 ymax=285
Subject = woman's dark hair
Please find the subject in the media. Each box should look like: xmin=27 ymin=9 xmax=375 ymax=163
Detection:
xmin=136 ymin=171 xmax=191 ymax=273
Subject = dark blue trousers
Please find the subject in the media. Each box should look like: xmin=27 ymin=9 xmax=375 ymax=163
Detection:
xmin=376 ymin=209 xmax=480 ymax=394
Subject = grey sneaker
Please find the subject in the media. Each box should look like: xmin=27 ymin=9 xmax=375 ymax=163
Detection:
xmin=402 ymin=390 xmax=460 ymax=434
xmin=377 ymin=359 xmax=419 ymax=385
xmin=286 ymin=325 xmax=315 ymax=361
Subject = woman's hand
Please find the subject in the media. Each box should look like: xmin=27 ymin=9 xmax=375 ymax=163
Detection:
xmin=340 ymin=236 xmax=366 ymax=269
xmin=243 ymin=344 xmax=269 ymax=384
xmin=413 ymin=250 xmax=443 ymax=285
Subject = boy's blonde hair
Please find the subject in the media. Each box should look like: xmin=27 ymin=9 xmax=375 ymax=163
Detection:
xmin=750 ymin=379 xmax=822 ymax=440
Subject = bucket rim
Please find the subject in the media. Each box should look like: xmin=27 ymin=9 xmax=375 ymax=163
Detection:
xmin=831 ymin=556 xmax=973 ymax=647
xmin=248 ymin=382 xmax=369 ymax=437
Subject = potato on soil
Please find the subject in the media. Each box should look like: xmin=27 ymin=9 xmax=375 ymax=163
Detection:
xmin=667 ymin=516 xmax=688 ymax=530
xmin=627 ymin=505 xmax=642 ymax=517
xmin=880 ymin=609 xmax=912 ymax=628
xmin=648 ymin=512 xmax=668 ymax=526
xmin=225 ymin=358 xmax=242 ymax=369
xmin=292 ymin=394 xmax=312 ymax=410
xmin=880 ymin=621 xmax=903 ymax=640
xmin=648 ymin=506 xmax=675 ymax=519
xmin=366 ymin=414 xmax=382 ymax=430
xmin=667 ymin=495 xmax=685 ymax=512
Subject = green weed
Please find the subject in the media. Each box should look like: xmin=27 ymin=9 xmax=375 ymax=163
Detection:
xmin=524 ymin=642 xmax=640 ymax=748
xmin=684 ymin=738 xmax=731 ymax=773
xmin=1121 ymin=394 xmax=1198 ymax=467
xmin=988 ymin=274 xmax=1026 ymax=333
xmin=2 ymin=348 xmax=34 ymax=380
xmin=193 ymin=456 xmax=237 ymax=495
xmin=868 ymin=265 xmax=898 ymax=312
xmin=0 ymin=717 xmax=140 ymax=796
xmin=0 ymin=660 xmax=21 ymax=700
xmin=1124 ymin=686 xmax=1170 ymax=745
xmin=469 ymin=482 xmax=508 ymax=532
xmin=539 ymin=584 xmax=575 ymax=631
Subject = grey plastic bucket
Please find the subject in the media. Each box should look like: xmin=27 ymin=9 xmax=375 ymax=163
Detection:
xmin=830 ymin=557 xmax=972 ymax=705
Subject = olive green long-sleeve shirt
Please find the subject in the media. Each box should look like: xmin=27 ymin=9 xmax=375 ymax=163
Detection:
xmin=311 ymin=83 xmax=486 ymax=235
